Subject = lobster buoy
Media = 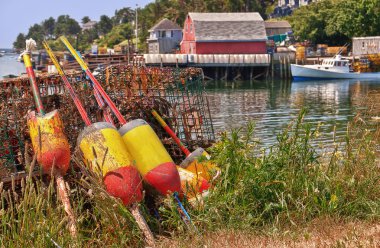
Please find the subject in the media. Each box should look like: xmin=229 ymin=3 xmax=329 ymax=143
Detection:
xmin=78 ymin=122 xmax=143 ymax=205
xmin=119 ymin=119 xmax=181 ymax=196
xmin=177 ymin=166 xmax=209 ymax=199
xmin=28 ymin=110 xmax=70 ymax=175
xmin=180 ymin=148 xmax=219 ymax=181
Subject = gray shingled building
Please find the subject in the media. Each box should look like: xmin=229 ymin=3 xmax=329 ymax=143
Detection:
xmin=147 ymin=18 xmax=183 ymax=54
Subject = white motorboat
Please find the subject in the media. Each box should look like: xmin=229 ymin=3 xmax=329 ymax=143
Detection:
xmin=291 ymin=55 xmax=380 ymax=80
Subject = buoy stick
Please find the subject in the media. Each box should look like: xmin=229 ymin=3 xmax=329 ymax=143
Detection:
xmin=22 ymin=42 xmax=45 ymax=115
xmin=92 ymin=87 xmax=115 ymax=125
xmin=60 ymin=36 xmax=127 ymax=125
xmin=130 ymin=204 xmax=155 ymax=247
xmin=151 ymin=110 xmax=191 ymax=156
xmin=43 ymin=41 xmax=91 ymax=126
xmin=56 ymin=175 xmax=77 ymax=237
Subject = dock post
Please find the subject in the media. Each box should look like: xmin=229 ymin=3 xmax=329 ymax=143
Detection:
xmin=271 ymin=54 xmax=274 ymax=79
xmin=176 ymin=58 xmax=178 ymax=68
xmin=250 ymin=67 xmax=253 ymax=82
xmin=160 ymin=57 xmax=163 ymax=68
xmin=287 ymin=55 xmax=291 ymax=79
xmin=279 ymin=56 xmax=283 ymax=79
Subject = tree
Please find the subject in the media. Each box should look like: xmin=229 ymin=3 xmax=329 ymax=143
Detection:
xmin=113 ymin=8 xmax=135 ymax=25
xmin=98 ymin=23 xmax=133 ymax=47
xmin=42 ymin=17 xmax=56 ymax=38
xmin=287 ymin=0 xmax=380 ymax=45
xmin=97 ymin=15 xmax=113 ymax=35
xmin=82 ymin=16 xmax=91 ymax=24
xmin=27 ymin=24 xmax=45 ymax=47
xmin=54 ymin=15 xmax=81 ymax=36
xmin=13 ymin=33 xmax=26 ymax=50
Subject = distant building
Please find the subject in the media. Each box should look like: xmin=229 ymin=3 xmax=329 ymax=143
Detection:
xmin=180 ymin=12 xmax=267 ymax=54
xmin=82 ymin=21 xmax=97 ymax=31
xmin=265 ymin=21 xmax=292 ymax=36
xmin=352 ymin=36 xmax=380 ymax=56
xmin=147 ymin=18 xmax=182 ymax=54
xmin=271 ymin=0 xmax=319 ymax=18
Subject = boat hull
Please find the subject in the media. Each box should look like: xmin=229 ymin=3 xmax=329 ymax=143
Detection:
xmin=291 ymin=64 xmax=380 ymax=80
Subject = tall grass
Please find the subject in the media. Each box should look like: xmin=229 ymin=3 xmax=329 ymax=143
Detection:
xmin=0 ymin=109 xmax=379 ymax=247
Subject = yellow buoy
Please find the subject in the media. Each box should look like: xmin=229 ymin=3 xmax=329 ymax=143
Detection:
xmin=78 ymin=122 xmax=143 ymax=205
xmin=28 ymin=110 xmax=70 ymax=175
xmin=119 ymin=119 xmax=181 ymax=196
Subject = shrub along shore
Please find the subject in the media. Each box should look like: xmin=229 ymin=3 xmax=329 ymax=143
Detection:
xmin=0 ymin=109 xmax=379 ymax=247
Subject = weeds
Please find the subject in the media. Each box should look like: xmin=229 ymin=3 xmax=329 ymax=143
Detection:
xmin=0 ymin=109 xmax=379 ymax=247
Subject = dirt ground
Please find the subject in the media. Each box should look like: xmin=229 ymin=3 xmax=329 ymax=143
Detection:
xmin=157 ymin=218 xmax=380 ymax=247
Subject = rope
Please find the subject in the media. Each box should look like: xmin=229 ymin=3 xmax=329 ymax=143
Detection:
xmin=18 ymin=38 xmax=37 ymax=61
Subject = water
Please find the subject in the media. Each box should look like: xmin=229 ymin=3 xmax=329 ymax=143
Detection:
xmin=0 ymin=54 xmax=25 ymax=79
xmin=206 ymin=79 xmax=380 ymax=147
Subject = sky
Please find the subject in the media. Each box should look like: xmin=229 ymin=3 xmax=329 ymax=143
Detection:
xmin=0 ymin=0 xmax=152 ymax=48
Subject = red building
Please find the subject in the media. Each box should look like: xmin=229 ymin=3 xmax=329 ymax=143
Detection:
xmin=180 ymin=12 xmax=267 ymax=54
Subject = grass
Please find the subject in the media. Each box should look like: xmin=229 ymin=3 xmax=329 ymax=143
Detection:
xmin=0 ymin=109 xmax=379 ymax=247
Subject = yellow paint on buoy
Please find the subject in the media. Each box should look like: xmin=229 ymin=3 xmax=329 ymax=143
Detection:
xmin=28 ymin=110 xmax=70 ymax=175
xmin=119 ymin=119 xmax=181 ymax=195
xmin=78 ymin=122 xmax=143 ymax=205
xmin=78 ymin=122 xmax=133 ymax=175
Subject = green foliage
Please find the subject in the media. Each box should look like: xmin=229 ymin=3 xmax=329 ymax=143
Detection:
xmin=98 ymin=23 xmax=134 ymax=48
xmin=288 ymin=0 xmax=380 ymax=45
xmin=54 ymin=15 xmax=81 ymax=37
xmin=13 ymin=33 xmax=26 ymax=50
xmin=197 ymin=109 xmax=380 ymax=229
xmin=113 ymin=7 xmax=135 ymax=25
xmin=42 ymin=17 xmax=56 ymax=38
xmin=26 ymin=24 xmax=45 ymax=48
xmin=97 ymin=15 xmax=113 ymax=36
xmin=82 ymin=16 xmax=91 ymax=24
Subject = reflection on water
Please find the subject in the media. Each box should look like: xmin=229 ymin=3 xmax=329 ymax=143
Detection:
xmin=206 ymin=79 xmax=380 ymax=147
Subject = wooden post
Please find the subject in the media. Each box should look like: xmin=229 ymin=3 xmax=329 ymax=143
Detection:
xmin=279 ymin=56 xmax=283 ymax=79
xmin=271 ymin=54 xmax=274 ymax=78
xmin=287 ymin=55 xmax=291 ymax=79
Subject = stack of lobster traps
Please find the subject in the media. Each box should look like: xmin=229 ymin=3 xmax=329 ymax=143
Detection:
xmin=0 ymin=66 xmax=215 ymax=180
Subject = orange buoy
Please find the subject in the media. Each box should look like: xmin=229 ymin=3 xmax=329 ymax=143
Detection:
xmin=177 ymin=166 xmax=209 ymax=199
xmin=180 ymin=148 xmax=220 ymax=181
xmin=119 ymin=119 xmax=181 ymax=196
xmin=78 ymin=122 xmax=143 ymax=205
xmin=27 ymin=110 xmax=71 ymax=175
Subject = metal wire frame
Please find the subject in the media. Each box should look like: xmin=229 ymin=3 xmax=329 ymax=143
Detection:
xmin=0 ymin=65 xmax=214 ymax=177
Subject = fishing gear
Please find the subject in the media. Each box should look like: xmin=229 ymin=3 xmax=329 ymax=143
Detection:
xmin=44 ymin=41 xmax=154 ymax=246
xmin=22 ymin=39 xmax=76 ymax=237
xmin=60 ymin=36 xmax=193 ymax=225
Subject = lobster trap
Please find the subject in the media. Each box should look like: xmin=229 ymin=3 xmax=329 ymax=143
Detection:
xmin=0 ymin=65 xmax=215 ymax=177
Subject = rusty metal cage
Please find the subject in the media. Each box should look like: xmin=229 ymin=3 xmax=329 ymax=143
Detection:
xmin=0 ymin=65 xmax=214 ymax=177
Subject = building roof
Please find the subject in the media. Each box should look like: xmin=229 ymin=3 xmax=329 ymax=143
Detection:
xmin=188 ymin=12 xmax=267 ymax=42
xmin=82 ymin=21 xmax=97 ymax=31
xmin=149 ymin=18 xmax=182 ymax=32
xmin=264 ymin=21 xmax=291 ymax=29
xmin=353 ymin=36 xmax=380 ymax=40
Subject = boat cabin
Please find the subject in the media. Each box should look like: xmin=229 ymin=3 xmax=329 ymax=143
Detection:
xmin=318 ymin=55 xmax=350 ymax=73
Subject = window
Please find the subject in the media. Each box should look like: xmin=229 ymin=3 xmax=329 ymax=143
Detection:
xmin=190 ymin=23 xmax=193 ymax=33
xmin=161 ymin=31 xmax=166 ymax=37
xmin=171 ymin=30 xmax=174 ymax=37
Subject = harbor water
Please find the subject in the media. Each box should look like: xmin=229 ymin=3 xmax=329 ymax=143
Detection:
xmin=206 ymin=79 xmax=380 ymax=147
xmin=0 ymin=54 xmax=24 ymax=79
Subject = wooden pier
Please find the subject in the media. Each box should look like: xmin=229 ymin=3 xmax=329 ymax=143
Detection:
xmin=143 ymin=54 xmax=271 ymax=80
xmin=142 ymin=53 xmax=295 ymax=80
